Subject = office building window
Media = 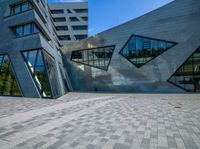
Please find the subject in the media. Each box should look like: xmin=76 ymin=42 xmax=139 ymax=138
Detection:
xmin=55 ymin=26 xmax=68 ymax=31
xmin=81 ymin=17 xmax=88 ymax=21
xmin=119 ymin=35 xmax=176 ymax=68
xmin=69 ymin=17 xmax=79 ymax=22
xmin=74 ymin=9 xmax=88 ymax=13
xmin=10 ymin=1 xmax=32 ymax=15
xmin=0 ymin=55 xmax=21 ymax=96
xmin=22 ymin=50 xmax=61 ymax=98
xmin=74 ymin=35 xmax=87 ymax=40
xmin=72 ymin=25 xmax=88 ymax=30
xmin=50 ymin=9 xmax=64 ymax=14
xmin=169 ymin=47 xmax=200 ymax=92
xmin=53 ymin=17 xmax=66 ymax=22
xmin=12 ymin=23 xmax=39 ymax=37
xmin=67 ymin=9 xmax=72 ymax=13
xmin=71 ymin=45 xmax=115 ymax=70
xmin=58 ymin=35 xmax=71 ymax=40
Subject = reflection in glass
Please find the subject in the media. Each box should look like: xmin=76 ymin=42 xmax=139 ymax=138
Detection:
xmin=43 ymin=52 xmax=61 ymax=97
xmin=71 ymin=46 xmax=115 ymax=70
xmin=22 ymin=50 xmax=51 ymax=98
xmin=22 ymin=50 xmax=62 ymax=98
xmin=23 ymin=24 xmax=31 ymax=35
xmin=11 ymin=1 xmax=32 ymax=15
xmin=120 ymin=35 xmax=176 ymax=68
xmin=169 ymin=48 xmax=200 ymax=92
xmin=0 ymin=55 xmax=21 ymax=96
xmin=13 ymin=23 xmax=39 ymax=37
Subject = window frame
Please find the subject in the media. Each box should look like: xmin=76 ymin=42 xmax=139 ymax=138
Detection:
xmin=21 ymin=49 xmax=56 ymax=99
xmin=52 ymin=17 xmax=66 ymax=22
xmin=168 ymin=46 xmax=200 ymax=92
xmin=72 ymin=25 xmax=88 ymax=31
xmin=119 ymin=34 xmax=177 ymax=68
xmin=71 ymin=45 xmax=115 ymax=71
xmin=50 ymin=9 xmax=64 ymax=14
xmin=10 ymin=1 xmax=32 ymax=16
xmin=0 ymin=54 xmax=22 ymax=97
xmin=74 ymin=9 xmax=88 ymax=13
xmin=12 ymin=22 xmax=39 ymax=37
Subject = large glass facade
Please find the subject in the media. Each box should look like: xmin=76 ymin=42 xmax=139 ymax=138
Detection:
xmin=120 ymin=35 xmax=176 ymax=68
xmin=22 ymin=49 xmax=61 ymax=98
xmin=169 ymin=48 xmax=200 ymax=92
xmin=71 ymin=45 xmax=115 ymax=70
xmin=0 ymin=55 xmax=21 ymax=96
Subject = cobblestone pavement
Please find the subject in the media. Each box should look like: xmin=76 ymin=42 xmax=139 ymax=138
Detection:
xmin=0 ymin=93 xmax=200 ymax=149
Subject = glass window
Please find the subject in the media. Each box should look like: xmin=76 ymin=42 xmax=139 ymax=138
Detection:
xmin=14 ymin=5 xmax=21 ymax=14
xmin=21 ymin=2 xmax=29 ymax=11
xmin=12 ymin=23 xmax=39 ymax=37
xmin=81 ymin=17 xmax=88 ymax=21
xmin=72 ymin=25 xmax=88 ymax=30
xmin=67 ymin=9 xmax=72 ymax=13
xmin=53 ymin=17 xmax=66 ymax=22
xmin=69 ymin=17 xmax=79 ymax=22
xmin=74 ymin=35 xmax=87 ymax=40
xmin=15 ymin=26 xmax=23 ymax=37
xmin=50 ymin=9 xmax=64 ymax=14
xmin=74 ymin=9 xmax=88 ymax=13
xmin=55 ymin=26 xmax=68 ymax=31
xmin=58 ymin=35 xmax=71 ymax=41
xmin=120 ymin=35 xmax=176 ymax=68
xmin=10 ymin=1 xmax=32 ymax=15
xmin=22 ymin=50 xmax=62 ymax=98
xmin=169 ymin=47 xmax=200 ymax=92
xmin=0 ymin=55 xmax=21 ymax=96
xmin=33 ymin=23 xmax=39 ymax=33
xmin=23 ymin=24 xmax=31 ymax=35
xmin=71 ymin=45 xmax=115 ymax=70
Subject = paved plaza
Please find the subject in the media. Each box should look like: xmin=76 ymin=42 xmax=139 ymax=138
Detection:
xmin=0 ymin=93 xmax=200 ymax=149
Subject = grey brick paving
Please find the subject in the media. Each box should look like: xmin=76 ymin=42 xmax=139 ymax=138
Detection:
xmin=0 ymin=93 xmax=200 ymax=149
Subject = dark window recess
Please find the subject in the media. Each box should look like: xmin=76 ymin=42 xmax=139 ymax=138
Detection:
xmin=67 ymin=9 xmax=72 ymax=13
xmin=55 ymin=26 xmax=68 ymax=31
xmin=50 ymin=9 xmax=64 ymax=14
xmin=69 ymin=17 xmax=79 ymax=22
xmin=22 ymin=50 xmax=61 ymax=98
xmin=168 ymin=47 xmax=200 ymax=92
xmin=10 ymin=1 xmax=32 ymax=15
xmin=81 ymin=17 xmax=88 ymax=21
xmin=71 ymin=45 xmax=115 ymax=71
xmin=72 ymin=25 xmax=88 ymax=30
xmin=119 ymin=35 xmax=176 ymax=68
xmin=74 ymin=35 xmax=87 ymax=40
xmin=74 ymin=9 xmax=88 ymax=13
xmin=53 ymin=17 xmax=66 ymax=22
xmin=58 ymin=35 xmax=71 ymax=40
xmin=0 ymin=55 xmax=21 ymax=96
xmin=12 ymin=23 xmax=39 ymax=37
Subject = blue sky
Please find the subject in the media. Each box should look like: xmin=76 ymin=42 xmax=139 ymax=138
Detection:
xmin=48 ymin=0 xmax=174 ymax=35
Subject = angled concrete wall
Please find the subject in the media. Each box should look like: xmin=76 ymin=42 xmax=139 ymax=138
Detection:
xmin=62 ymin=0 xmax=200 ymax=93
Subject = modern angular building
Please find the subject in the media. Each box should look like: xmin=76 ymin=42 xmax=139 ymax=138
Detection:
xmin=0 ymin=0 xmax=199 ymax=99
xmin=62 ymin=0 xmax=200 ymax=93
xmin=49 ymin=2 xmax=88 ymax=45
xmin=0 ymin=0 xmax=72 ymax=98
